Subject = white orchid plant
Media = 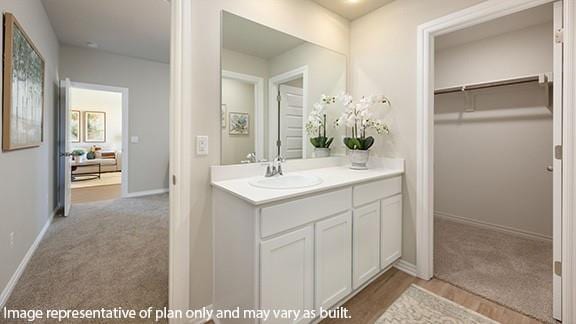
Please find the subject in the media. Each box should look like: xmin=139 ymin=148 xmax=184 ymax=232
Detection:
xmin=305 ymin=95 xmax=335 ymax=149
xmin=334 ymin=93 xmax=391 ymax=151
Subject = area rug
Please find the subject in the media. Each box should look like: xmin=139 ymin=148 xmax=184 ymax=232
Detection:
xmin=71 ymin=171 xmax=122 ymax=189
xmin=376 ymin=285 xmax=498 ymax=323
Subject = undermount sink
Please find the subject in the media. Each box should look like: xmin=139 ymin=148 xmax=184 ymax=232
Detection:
xmin=250 ymin=174 xmax=323 ymax=189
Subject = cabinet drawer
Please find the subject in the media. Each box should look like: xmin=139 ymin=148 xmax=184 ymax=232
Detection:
xmin=261 ymin=188 xmax=352 ymax=238
xmin=353 ymin=177 xmax=401 ymax=207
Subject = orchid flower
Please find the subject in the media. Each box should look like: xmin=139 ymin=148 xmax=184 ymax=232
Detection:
xmin=333 ymin=93 xmax=392 ymax=150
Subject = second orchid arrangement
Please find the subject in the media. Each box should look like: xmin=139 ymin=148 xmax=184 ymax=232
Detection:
xmin=334 ymin=93 xmax=391 ymax=151
xmin=305 ymin=95 xmax=335 ymax=149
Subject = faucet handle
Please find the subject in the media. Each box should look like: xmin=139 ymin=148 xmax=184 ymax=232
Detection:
xmin=265 ymin=164 xmax=273 ymax=177
xmin=246 ymin=152 xmax=257 ymax=163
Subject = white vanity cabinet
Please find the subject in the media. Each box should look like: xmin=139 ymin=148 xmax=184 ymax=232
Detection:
xmin=260 ymin=226 xmax=314 ymax=324
xmin=352 ymin=202 xmax=381 ymax=289
xmin=213 ymin=174 xmax=403 ymax=324
xmin=380 ymin=194 xmax=403 ymax=270
xmin=315 ymin=212 xmax=352 ymax=310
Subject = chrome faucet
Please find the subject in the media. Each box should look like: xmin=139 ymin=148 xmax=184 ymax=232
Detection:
xmin=265 ymin=156 xmax=285 ymax=177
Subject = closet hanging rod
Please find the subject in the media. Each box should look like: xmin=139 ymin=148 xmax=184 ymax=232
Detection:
xmin=434 ymin=74 xmax=550 ymax=95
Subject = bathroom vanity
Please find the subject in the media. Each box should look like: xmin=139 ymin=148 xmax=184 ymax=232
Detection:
xmin=211 ymin=158 xmax=404 ymax=324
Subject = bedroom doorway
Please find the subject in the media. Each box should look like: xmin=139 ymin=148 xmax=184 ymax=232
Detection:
xmin=59 ymin=81 xmax=129 ymax=207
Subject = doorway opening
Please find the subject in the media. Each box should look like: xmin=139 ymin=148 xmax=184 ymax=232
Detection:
xmin=416 ymin=0 xmax=565 ymax=323
xmin=221 ymin=70 xmax=264 ymax=164
xmin=67 ymin=82 xmax=129 ymax=204
xmin=269 ymin=66 xmax=308 ymax=161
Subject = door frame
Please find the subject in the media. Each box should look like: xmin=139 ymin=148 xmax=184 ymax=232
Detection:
xmin=268 ymin=65 xmax=309 ymax=160
xmin=169 ymin=0 xmax=191 ymax=320
xmin=68 ymin=81 xmax=130 ymax=197
xmin=221 ymin=70 xmax=265 ymax=161
xmin=415 ymin=0 xmax=576 ymax=322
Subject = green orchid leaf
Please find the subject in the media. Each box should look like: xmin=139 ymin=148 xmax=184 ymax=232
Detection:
xmin=362 ymin=136 xmax=375 ymax=150
xmin=344 ymin=137 xmax=362 ymax=150
xmin=311 ymin=136 xmax=334 ymax=148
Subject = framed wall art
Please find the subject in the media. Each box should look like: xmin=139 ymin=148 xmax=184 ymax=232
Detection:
xmin=2 ymin=13 xmax=45 ymax=151
xmin=84 ymin=111 xmax=106 ymax=143
xmin=229 ymin=112 xmax=249 ymax=135
xmin=70 ymin=110 xmax=81 ymax=143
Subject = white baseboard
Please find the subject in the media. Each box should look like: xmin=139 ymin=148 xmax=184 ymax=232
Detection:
xmin=435 ymin=211 xmax=552 ymax=242
xmin=124 ymin=188 xmax=169 ymax=198
xmin=188 ymin=305 xmax=213 ymax=324
xmin=0 ymin=209 xmax=56 ymax=308
xmin=394 ymin=259 xmax=417 ymax=276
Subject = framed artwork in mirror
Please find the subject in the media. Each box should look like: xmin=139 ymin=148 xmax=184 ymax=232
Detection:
xmin=70 ymin=110 xmax=81 ymax=143
xmin=2 ymin=12 xmax=45 ymax=151
xmin=229 ymin=112 xmax=249 ymax=135
xmin=84 ymin=111 xmax=106 ymax=143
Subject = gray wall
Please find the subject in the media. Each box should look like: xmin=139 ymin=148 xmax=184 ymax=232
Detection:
xmin=0 ymin=0 xmax=60 ymax=304
xmin=59 ymin=45 xmax=170 ymax=193
xmin=434 ymin=22 xmax=553 ymax=238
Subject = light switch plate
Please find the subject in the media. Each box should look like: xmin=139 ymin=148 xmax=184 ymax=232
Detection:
xmin=130 ymin=136 xmax=140 ymax=144
xmin=197 ymin=136 xmax=209 ymax=155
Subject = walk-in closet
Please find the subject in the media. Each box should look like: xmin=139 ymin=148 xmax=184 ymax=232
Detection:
xmin=433 ymin=3 xmax=560 ymax=323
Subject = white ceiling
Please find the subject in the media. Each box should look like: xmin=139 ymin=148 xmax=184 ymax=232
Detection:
xmin=41 ymin=0 xmax=171 ymax=63
xmin=311 ymin=0 xmax=395 ymax=20
xmin=222 ymin=12 xmax=305 ymax=59
xmin=436 ymin=3 xmax=553 ymax=50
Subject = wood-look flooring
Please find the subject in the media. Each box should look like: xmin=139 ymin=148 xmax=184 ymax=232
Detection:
xmin=205 ymin=268 xmax=540 ymax=324
xmin=71 ymin=184 xmax=121 ymax=203
xmin=321 ymin=268 xmax=542 ymax=324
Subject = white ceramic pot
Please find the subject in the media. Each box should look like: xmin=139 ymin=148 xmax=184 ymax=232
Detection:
xmin=314 ymin=147 xmax=330 ymax=158
xmin=348 ymin=150 xmax=370 ymax=170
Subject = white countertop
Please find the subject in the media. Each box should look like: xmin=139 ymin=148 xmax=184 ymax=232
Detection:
xmin=211 ymin=164 xmax=404 ymax=206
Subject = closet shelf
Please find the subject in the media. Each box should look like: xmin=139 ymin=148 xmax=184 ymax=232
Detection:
xmin=434 ymin=73 xmax=551 ymax=95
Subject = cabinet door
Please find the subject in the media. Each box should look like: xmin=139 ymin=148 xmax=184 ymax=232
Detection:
xmin=353 ymin=201 xmax=381 ymax=289
xmin=315 ymin=212 xmax=352 ymax=310
xmin=381 ymin=195 xmax=402 ymax=270
xmin=260 ymin=226 xmax=314 ymax=324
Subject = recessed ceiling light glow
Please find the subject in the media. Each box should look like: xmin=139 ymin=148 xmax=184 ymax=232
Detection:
xmin=85 ymin=41 xmax=98 ymax=49
xmin=346 ymin=0 xmax=361 ymax=3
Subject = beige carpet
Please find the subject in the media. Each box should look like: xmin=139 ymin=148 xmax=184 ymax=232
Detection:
xmin=376 ymin=285 xmax=497 ymax=323
xmin=1 ymin=194 xmax=168 ymax=324
xmin=434 ymin=217 xmax=552 ymax=323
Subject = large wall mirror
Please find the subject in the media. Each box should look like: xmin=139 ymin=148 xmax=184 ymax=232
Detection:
xmin=220 ymin=11 xmax=347 ymax=165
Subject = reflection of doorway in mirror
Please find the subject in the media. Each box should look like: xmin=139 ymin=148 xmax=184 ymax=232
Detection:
xmin=221 ymin=70 xmax=264 ymax=164
xmin=268 ymin=66 xmax=309 ymax=161
xmin=221 ymin=77 xmax=256 ymax=165
xmin=221 ymin=104 xmax=227 ymax=128
xmin=279 ymin=82 xmax=304 ymax=160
